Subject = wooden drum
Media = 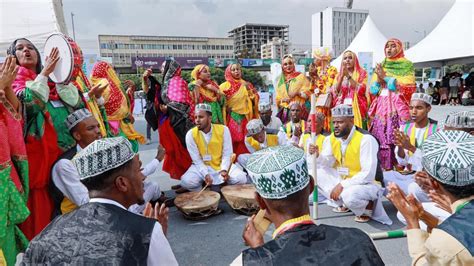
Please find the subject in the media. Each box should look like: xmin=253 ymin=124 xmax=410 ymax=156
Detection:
xmin=174 ymin=190 xmax=221 ymax=220
xmin=221 ymin=184 xmax=259 ymax=216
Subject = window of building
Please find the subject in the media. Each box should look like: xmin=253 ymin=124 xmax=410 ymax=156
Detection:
xmin=100 ymin=43 xmax=107 ymax=49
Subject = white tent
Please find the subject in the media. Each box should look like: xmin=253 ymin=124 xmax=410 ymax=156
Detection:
xmin=0 ymin=0 xmax=68 ymax=56
xmin=331 ymin=15 xmax=387 ymax=68
xmin=405 ymin=0 xmax=474 ymax=68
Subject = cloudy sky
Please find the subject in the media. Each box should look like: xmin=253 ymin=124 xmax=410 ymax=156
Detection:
xmin=62 ymin=0 xmax=456 ymax=54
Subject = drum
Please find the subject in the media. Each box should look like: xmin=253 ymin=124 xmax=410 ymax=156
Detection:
xmin=44 ymin=33 xmax=83 ymax=84
xmin=174 ymin=190 xmax=222 ymax=220
xmin=221 ymin=184 xmax=259 ymax=216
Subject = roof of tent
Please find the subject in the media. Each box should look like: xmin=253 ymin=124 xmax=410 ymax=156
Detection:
xmin=0 ymin=0 xmax=68 ymax=57
xmin=331 ymin=15 xmax=387 ymax=68
xmin=405 ymin=0 xmax=474 ymax=67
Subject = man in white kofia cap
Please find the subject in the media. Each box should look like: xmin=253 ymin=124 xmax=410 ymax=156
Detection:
xmin=237 ymin=118 xmax=287 ymax=168
xmin=258 ymin=101 xmax=282 ymax=134
xmin=22 ymin=137 xmax=177 ymax=265
xmin=314 ymin=104 xmax=391 ymax=224
xmin=231 ymin=145 xmax=384 ymax=265
xmin=384 ymin=92 xmax=439 ymax=199
xmin=180 ymin=103 xmax=247 ymax=191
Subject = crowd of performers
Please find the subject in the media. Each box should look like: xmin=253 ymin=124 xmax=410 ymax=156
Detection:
xmin=1 ymin=36 xmax=473 ymax=265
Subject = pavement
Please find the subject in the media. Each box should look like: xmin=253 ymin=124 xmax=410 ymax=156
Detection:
xmin=131 ymin=104 xmax=472 ymax=266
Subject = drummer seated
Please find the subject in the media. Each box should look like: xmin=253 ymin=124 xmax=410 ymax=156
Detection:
xmin=51 ymin=109 xmax=166 ymax=216
xmin=298 ymin=111 xmax=329 ymax=173
xmin=383 ymin=93 xmax=438 ymax=200
xmin=181 ymin=104 xmax=247 ymax=192
xmin=237 ymin=119 xmax=287 ymax=167
xmin=231 ymin=145 xmax=384 ymax=266
xmin=278 ymin=101 xmax=307 ymax=146
xmin=312 ymin=105 xmax=391 ymax=224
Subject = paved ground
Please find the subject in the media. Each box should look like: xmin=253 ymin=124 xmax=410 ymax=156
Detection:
xmin=131 ymin=104 xmax=471 ymax=266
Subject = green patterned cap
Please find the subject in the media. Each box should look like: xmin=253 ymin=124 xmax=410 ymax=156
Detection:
xmin=72 ymin=137 xmax=136 ymax=180
xmin=421 ymin=130 xmax=474 ymax=186
xmin=246 ymin=145 xmax=309 ymax=199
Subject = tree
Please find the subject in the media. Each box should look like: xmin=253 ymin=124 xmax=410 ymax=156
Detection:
xmin=241 ymin=68 xmax=264 ymax=89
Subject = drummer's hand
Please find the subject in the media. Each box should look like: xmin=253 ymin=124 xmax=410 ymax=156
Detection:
xmin=308 ymin=144 xmax=319 ymax=156
xmin=144 ymin=202 xmax=169 ymax=236
xmin=220 ymin=170 xmax=229 ymax=182
xmin=41 ymin=47 xmax=60 ymax=77
xmin=204 ymin=174 xmax=213 ymax=186
xmin=243 ymin=214 xmax=264 ymax=248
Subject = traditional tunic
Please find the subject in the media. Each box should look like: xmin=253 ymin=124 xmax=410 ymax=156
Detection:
xmin=232 ymin=222 xmax=384 ymax=265
xmin=263 ymin=116 xmax=282 ymax=134
xmin=220 ymin=65 xmax=259 ymax=156
xmin=317 ymin=126 xmax=392 ymax=224
xmin=369 ymin=38 xmax=413 ymax=170
xmin=90 ymin=62 xmax=145 ymax=152
xmin=278 ymin=120 xmax=307 ymax=146
xmin=12 ymin=66 xmax=82 ymax=240
xmin=275 ymin=71 xmax=310 ymax=123
xmin=189 ymin=64 xmax=225 ymax=124
xmin=22 ymin=198 xmax=178 ymax=265
xmin=332 ymin=51 xmax=368 ymax=129
xmin=181 ymin=124 xmax=247 ymax=191
xmin=383 ymin=119 xmax=438 ymax=195
xmin=0 ymin=98 xmax=29 ymax=266
xmin=407 ymin=198 xmax=474 ymax=266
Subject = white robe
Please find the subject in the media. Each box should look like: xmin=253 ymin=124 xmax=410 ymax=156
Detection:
xmin=181 ymin=125 xmax=247 ymax=191
xmin=316 ymin=126 xmax=392 ymax=225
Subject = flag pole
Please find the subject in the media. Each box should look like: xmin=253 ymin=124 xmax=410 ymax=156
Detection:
xmin=310 ymin=94 xmax=318 ymax=220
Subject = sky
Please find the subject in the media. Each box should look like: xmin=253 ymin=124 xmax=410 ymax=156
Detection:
xmin=62 ymin=0 xmax=456 ymax=54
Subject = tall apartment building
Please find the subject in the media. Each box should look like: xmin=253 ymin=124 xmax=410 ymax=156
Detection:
xmin=98 ymin=35 xmax=234 ymax=68
xmin=228 ymin=23 xmax=289 ymax=58
xmin=311 ymin=7 xmax=368 ymax=57
xmin=260 ymin=37 xmax=289 ymax=59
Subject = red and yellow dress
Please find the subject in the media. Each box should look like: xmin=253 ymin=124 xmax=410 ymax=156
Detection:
xmin=220 ymin=64 xmax=259 ymax=156
xmin=332 ymin=51 xmax=368 ymax=129
xmin=276 ymin=71 xmax=310 ymax=123
xmin=315 ymin=65 xmax=337 ymax=131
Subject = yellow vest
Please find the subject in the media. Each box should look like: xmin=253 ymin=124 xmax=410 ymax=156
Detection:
xmin=192 ymin=124 xmax=225 ymax=171
xmin=61 ymin=197 xmax=78 ymax=214
xmin=301 ymin=133 xmax=326 ymax=153
xmin=284 ymin=121 xmax=305 ymax=139
xmin=329 ymin=129 xmax=363 ymax=179
xmin=246 ymin=134 xmax=279 ymax=151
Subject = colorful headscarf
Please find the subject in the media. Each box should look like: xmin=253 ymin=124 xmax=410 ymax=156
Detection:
xmin=384 ymin=38 xmax=404 ymax=60
xmin=161 ymin=59 xmax=193 ymax=107
xmin=223 ymin=64 xmax=248 ymax=98
xmin=380 ymin=38 xmax=414 ymax=78
xmin=90 ymin=61 xmax=127 ymax=117
xmin=190 ymin=64 xmax=220 ymax=102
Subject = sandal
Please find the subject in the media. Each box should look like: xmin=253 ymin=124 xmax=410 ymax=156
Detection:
xmin=332 ymin=206 xmax=350 ymax=213
xmin=354 ymin=215 xmax=370 ymax=223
